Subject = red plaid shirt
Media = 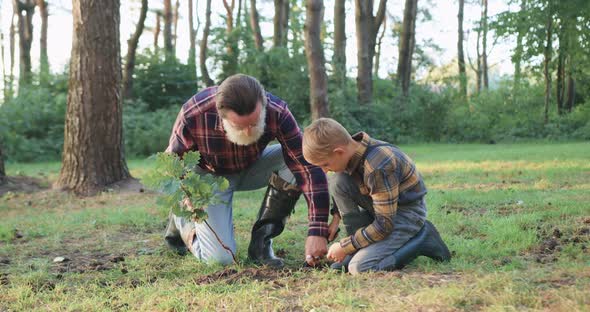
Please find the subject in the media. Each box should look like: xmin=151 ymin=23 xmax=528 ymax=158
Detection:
xmin=166 ymin=87 xmax=329 ymax=237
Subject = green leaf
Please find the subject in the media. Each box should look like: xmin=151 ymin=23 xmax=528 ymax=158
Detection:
xmin=182 ymin=151 xmax=201 ymax=170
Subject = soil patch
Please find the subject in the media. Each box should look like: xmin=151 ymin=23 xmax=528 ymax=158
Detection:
xmin=0 ymin=176 xmax=47 ymax=197
xmin=194 ymin=267 xmax=294 ymax=285
xmin=51 ymin=252 xmax=128 ymax=274
xmin=527 ymin=220 xmax=590 ymax=263
xmin=105 ymin=177 xmax=147 ymax=194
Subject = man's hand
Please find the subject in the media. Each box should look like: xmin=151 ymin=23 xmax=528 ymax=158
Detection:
xmin=328 ymin=213 xmax=341 ymax=242
xmin=327 ymin=242 xmax=346 ymax=263
xmin=305 ymin=236 xmax=328 ymax=266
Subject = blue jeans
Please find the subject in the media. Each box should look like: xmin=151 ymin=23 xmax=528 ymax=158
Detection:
xmin=329 ymin=173 xmax=426 ymax=274
xmin=172 ymin=144 xmax=295 ymax=265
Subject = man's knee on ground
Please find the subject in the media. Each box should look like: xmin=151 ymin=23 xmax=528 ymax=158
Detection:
xmin=347 ymin=259 xmax=375 ymax=275
xmin=202 ymin=249 xmax=235 ymax=266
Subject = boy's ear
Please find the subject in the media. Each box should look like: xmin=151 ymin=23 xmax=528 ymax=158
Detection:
xmin=332 ymin=146 xmax=346 ymax=155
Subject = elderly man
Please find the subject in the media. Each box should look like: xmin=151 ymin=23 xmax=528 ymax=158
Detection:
xmin=164 ymin=74 xmax=330 ymax=268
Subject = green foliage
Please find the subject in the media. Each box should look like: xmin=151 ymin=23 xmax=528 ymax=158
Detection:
xmin=131 ymin=50 xmax=198 ymax=111
xmin=142 ymin=151 xmax=229 ymax=222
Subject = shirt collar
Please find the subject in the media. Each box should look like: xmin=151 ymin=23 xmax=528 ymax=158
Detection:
xmin=345 ymin=132 xmax=371 ymax=174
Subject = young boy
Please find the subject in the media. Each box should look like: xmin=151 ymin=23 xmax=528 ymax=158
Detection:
xmin=302 ymin=118 xmax=451 ymax=274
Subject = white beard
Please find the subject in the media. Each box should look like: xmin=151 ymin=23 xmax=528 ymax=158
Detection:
xmin=222 ymin=107 xmax=266 ymax=146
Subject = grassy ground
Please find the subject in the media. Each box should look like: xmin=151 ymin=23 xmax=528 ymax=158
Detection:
xmin=1 ymin=142 xmax=589 ymax=311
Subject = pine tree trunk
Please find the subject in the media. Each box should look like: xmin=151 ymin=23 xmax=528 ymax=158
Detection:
xmin=200 ymin=0 xmax=214 ymax=86
xmin=333 ymin=0 xmax=346 ymax=86
xmin=15 ymin=0 xmax=35 ymax=88
xmin=0 ymin=144 xmax=5 ymax=184
xmin=374 ymin=17 xmax=386 ymax=78
xmin=55 ymin=0 xmax=130 ymax=196
xmin=222 ymin=0 xmax=237 ymax=77
xmin=123 ymin=0 xmax=148 ymax=100
xmin=273 ymin=0 xmax=289 ymax=47
xmin=173 ymin=0 xmax=179 ymax=54
xmin=513 ymin=0 xmax=526 ymax=92
xmin=37 ymin=0 xmax=49 ymax=85
xmin=457 ymin=0 xmax=467 ymax=98
xmin=250 ymin=0 xmax=264 ymax=51
xmin=543 ymin=11 xmax=553 ymax=125
xmin=163 ymin=0 xmax=174 ymax=61
xmin=476 ymin=23 xmax=482 ymax=93
xmin=482 ymin=0 xmax=488 ymax=90
xmin=9 ymin=11 xmax=16 ymax=97
xmin=397 ymin=0 xmax=417 ymax=98
xmin=355 ymin=0 xmax=387 ymax=106
xmin=556 ymin=39 xmax=565 ymax=115
xmin=188 ymin=0 xmax=197 ymax=79
xmin=305 ymin=0 xmax=329 ymax=120
xmin=565 ymin=68 xmax=575 ymax=113
xmin=154 ymin=12 xmax=161 ymax=53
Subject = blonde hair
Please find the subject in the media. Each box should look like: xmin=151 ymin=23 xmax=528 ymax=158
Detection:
xmin=302 ymin=118 xmax=353 ymax=163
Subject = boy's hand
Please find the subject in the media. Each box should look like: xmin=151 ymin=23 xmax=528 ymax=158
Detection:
xmin=328 ymin=213 xmax=341 ymax=242
xmin=327 ymin=242 xmax=346 ymax=263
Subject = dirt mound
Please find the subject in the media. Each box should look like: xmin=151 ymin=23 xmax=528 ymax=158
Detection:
xmin=194 ymin=267 xmax=294 ymax=285
xmin=51 ymin=253 xmax=127 ymax=274
xmin=0 ymin=176 xmax=47 ymax=197
xmin=528 ymin=219 xmax=590 ymax=263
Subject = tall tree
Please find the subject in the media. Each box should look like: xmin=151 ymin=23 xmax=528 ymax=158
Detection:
xmin=513 ymin=0 xmax=526 ymax=92
xmin=273 ymin=0 xmax=289 ymax=47
xmin=481 ymin=0 xmax=489 ymax=89
xmin=154 ymin=10 xmax=161 ymax=53
xmin=56 ymin=0 xmax=130 ymax=195
xmin=305 ymin=0 xmax=329 ymax=120
xmin=36 ymin=0 xmax=49 ymax=85
xmin=222 ymin=0 xmax=238 ymax=77
xmin=200 ymin=0 xmax=214 ymax=86
xmin=188 ymin=0 xmax=198 ymax=79
xmin=123 ymin=0 xmax=148 ymax=99
xmin=250 ymin=0 xmax=263 ymax=51
xmin=0 ymin=143 xmax=5 ymax=184
xmin=542 ymin=2 xmax=553 ymax=125
xmin=173 ymin=0 xmax=179 ymax=53
xmin=374 ymin=17 xmax=386 ymax=77
xmin=163 ymin=0 xmax=174 ymax=61
xmin=355 ymin=0 xmax=387 ymax=106
xmin=397 ymin=0 xmax=417 ymax=98
xmin=333 ymin=0 xmax=346 ymax=86
xmin=9 ymin=11 xmax=16 ymax=98
xmin=14 ymin=0 xmax=36 ymax=88
xmin=457 ymin=0 xmax=467 ymax=98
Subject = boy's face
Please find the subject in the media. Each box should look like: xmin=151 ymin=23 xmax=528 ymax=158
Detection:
xmin=309 ymin=149 xmax=349 ymax=173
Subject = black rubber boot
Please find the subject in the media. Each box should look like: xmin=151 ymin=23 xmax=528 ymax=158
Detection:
xmin=388 ymin=220 xmax=451 ymax=270
xmin=248 ymin=172 xmax=301 ymax=268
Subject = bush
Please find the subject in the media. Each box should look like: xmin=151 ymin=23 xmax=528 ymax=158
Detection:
xmin=123 ymin=99 xmax=178 ymax=157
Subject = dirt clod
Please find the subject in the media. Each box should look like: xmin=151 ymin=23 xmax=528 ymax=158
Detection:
xmin=194 ymin=267 xmax=293 ymax=285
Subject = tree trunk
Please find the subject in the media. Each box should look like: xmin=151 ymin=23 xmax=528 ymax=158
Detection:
xmin=543 ymin=10 xmax=553 ymax=125
xmin=513 ymin=0 xmax=526 ymax=92
xmin=250 ymin=0 xmax=264 ymax=51
xmin=565 ymin=68 xmax=575 ymax=112
xmin=163 ymin=0 xmax=174 ymax=61
xmin=0 ymin=143 xmax=5 ymax=184
xmin=1 ymin=31 xmax=10 ymax=100
xmin=273 ymin=0 xmax=289 ymax=47
xmin=222 ymin=0 xmax=237 ymax=77
xmin=188 ymin=0 xmax=198 ymax=80
xmin=333 ymin=0 xmax=346 ymax=86
xmin=123 ymin=0 xmax=148 ymax=100
xmin=355 ymin=0 xmax=387 ymax=106
xmin=397 ymin=0 xmax=417 ymax=98
xmin=9 ymin=11 xmax=16 ymax=98
xmin=476 ymin=21 xmax=482 ymax=93
xmin=556 ymin=32 xmax=565 ymax=116
xmin=305 ymin=0 xmax=329 ymax=120
xmin=457 ymin=0 xmax=467 ymax=98
xmin=173 ymin=0 xmax=179 ymax=54
xmin=200 ymin=0 xmax=214 ymax=86
xmin=154 ymin=11 xmax=161 ymax=53
xmin=374 ymin=16 xmax=386 ymax=78
xmin=15 ymin=0 xmax=35 ymax=88
xmin=482 ymin=0 xmax=488 ymax=90
xmin=37 ymin=0 xmax=49 ymax=85
xmin=56 ymin=0 xmax=130 ymax=196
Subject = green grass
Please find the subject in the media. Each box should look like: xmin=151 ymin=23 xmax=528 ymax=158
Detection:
xmin=1 ymin=142 xmax=589 ymax=311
